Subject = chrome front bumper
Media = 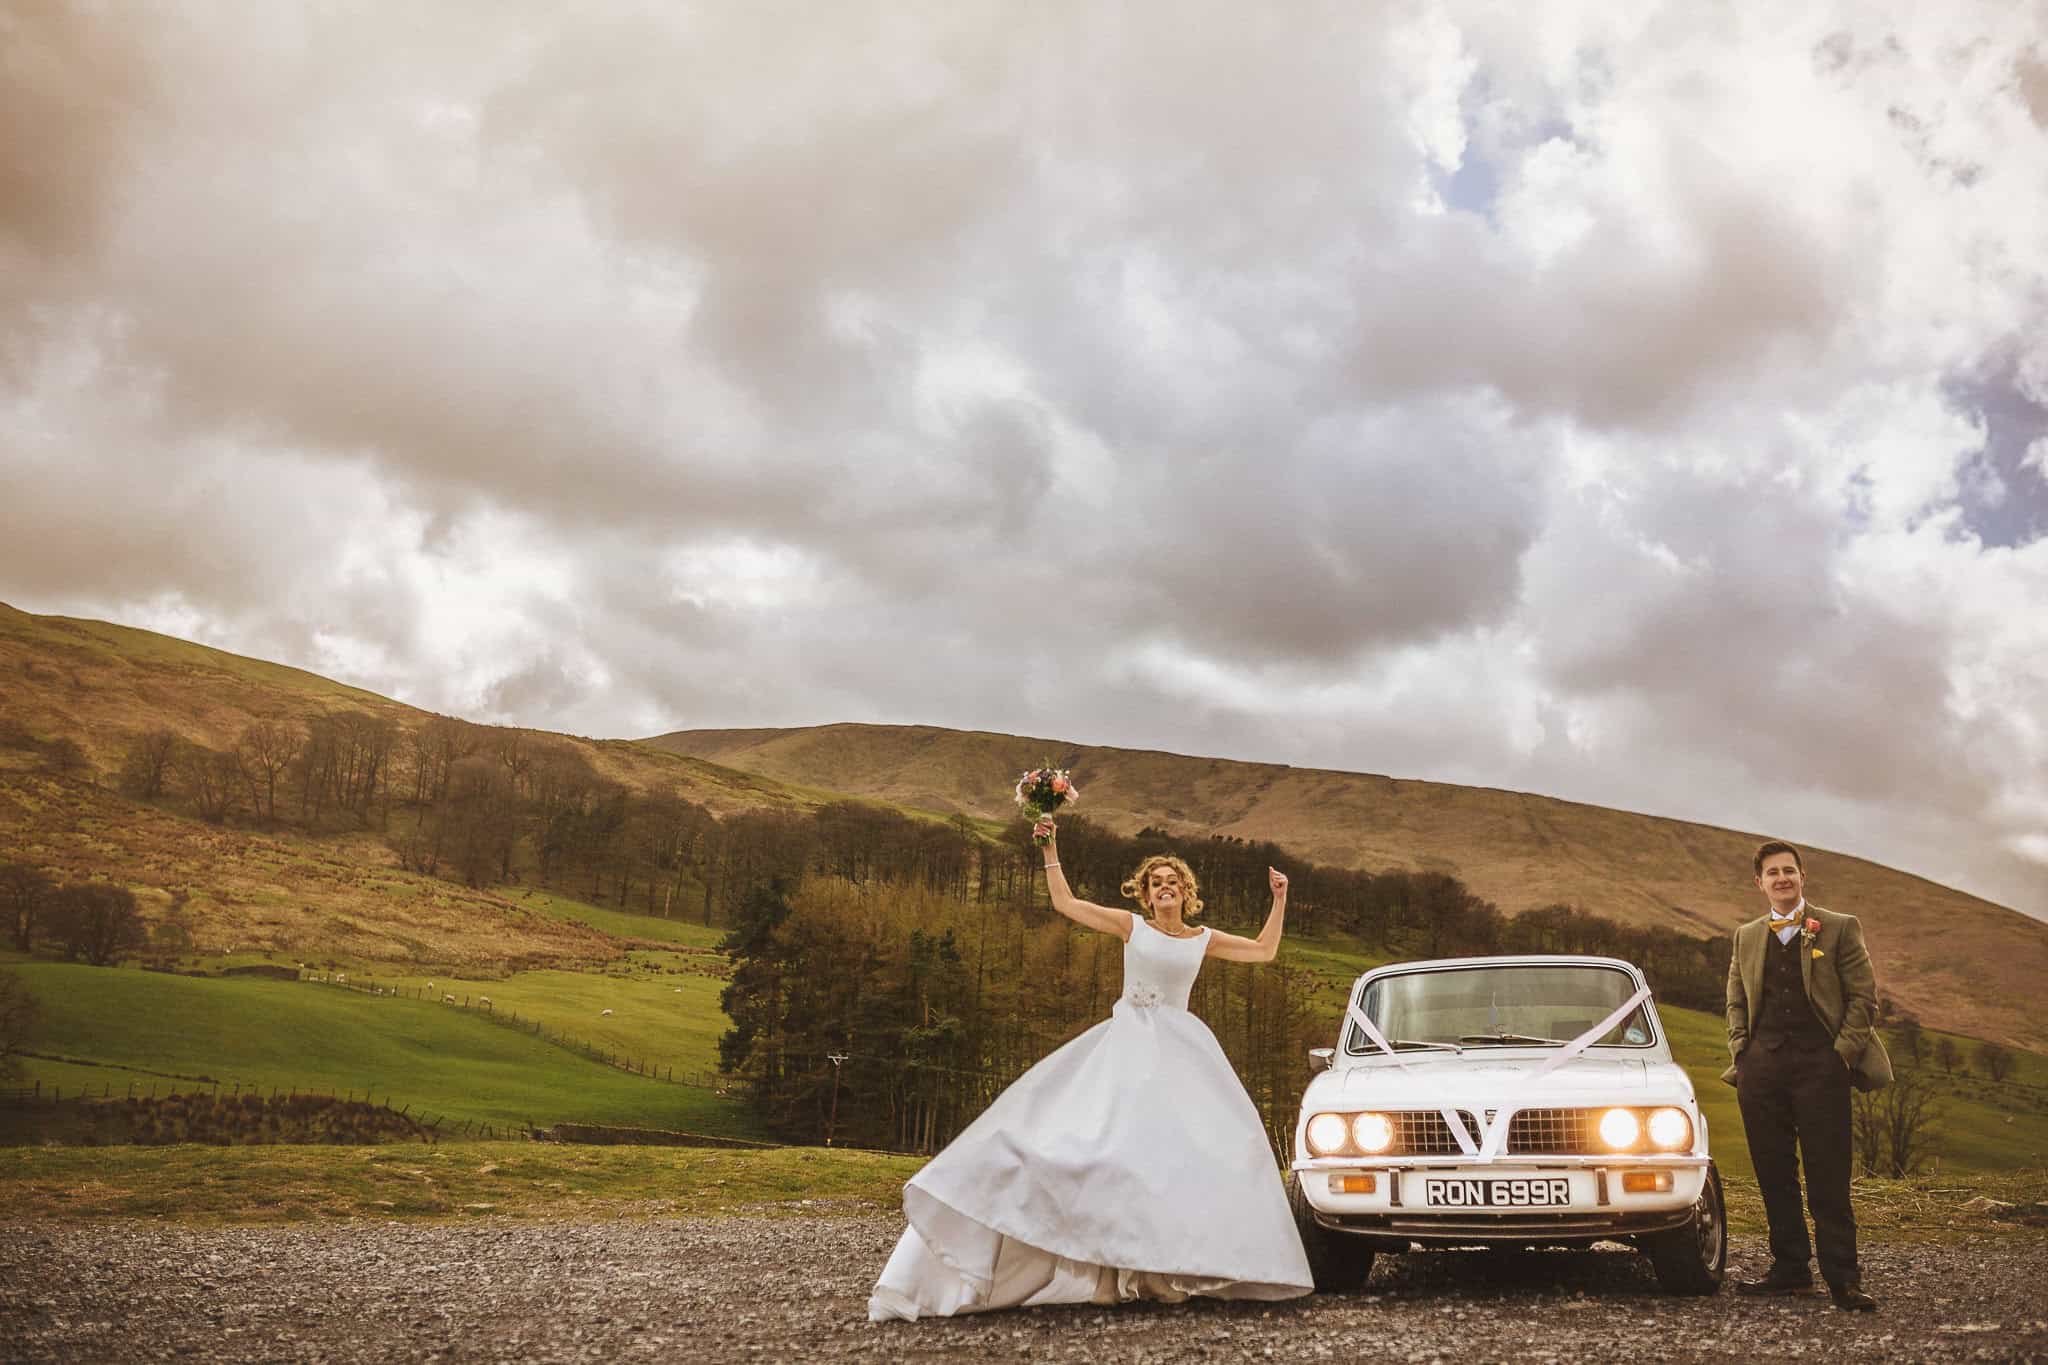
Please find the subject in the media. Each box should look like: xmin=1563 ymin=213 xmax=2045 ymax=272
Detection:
xmin=1292 ymin=1153 xmax=1710 ymax=1239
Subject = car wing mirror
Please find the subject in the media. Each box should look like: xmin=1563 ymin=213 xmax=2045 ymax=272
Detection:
xmin=1308 ymin=1046 xmax=1335 ymax=1074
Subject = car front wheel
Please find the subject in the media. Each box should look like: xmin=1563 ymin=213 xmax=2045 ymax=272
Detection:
xmin=1286 ymin=1169 xmax=1376 ymax=1293
xmin=1645 ymin=1161 xmax=1727 ymax=1295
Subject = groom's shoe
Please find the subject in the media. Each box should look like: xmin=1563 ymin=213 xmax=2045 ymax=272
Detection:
xmin=1829 ymin=1279 xmax=1877 ymax=1312
xmin=1735 ymin=1262 xmax=1815 ymax=1295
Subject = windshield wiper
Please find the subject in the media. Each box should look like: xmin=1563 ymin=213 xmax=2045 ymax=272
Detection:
xmin=1456 ymin=1032 xmax=1568 ymax=1046
xmin=1385 ymin=1038 xmax=1461 ymax=1052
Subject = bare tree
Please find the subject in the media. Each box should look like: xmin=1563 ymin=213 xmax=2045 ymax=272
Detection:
xmin=0 ymin=861 xmax=53 ymax=952
xmin=493 ymin=727 xmax=536 ymax=799
xmin=443 ymin=756 xmax=517 ymax=888
xmin=329 ymin=713 xmax=398 ymax=826
xmin=1976 ymin=1040 xmax=2016 ymax=1084
xmin=236 ymin=720 xmax=302 ymax=823
xmin=407 ymin=717 xmax=481 ymax=805
xmin=175 ymin=742 xmax=243 ymax=824
xmin=117 ymin=729 xmax=179 ymax=799
xmin=0 ymin=969 xmax=40 ymax=1082
xmin=295 ymin=715 xmax=341 ymax=824
xmin=1934 ymin=1036 xmax=1961 ymax=1075
xmin=1852 ymin=1066 xmax=1943 ymax=1177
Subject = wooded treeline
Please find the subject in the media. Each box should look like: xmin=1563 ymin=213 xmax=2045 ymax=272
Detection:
xmin=103 ymin=715 xmax=992 ymax=920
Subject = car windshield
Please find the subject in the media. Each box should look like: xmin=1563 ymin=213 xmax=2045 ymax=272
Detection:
xmin=1345 ymin=963 xmax=1654 ymax=1053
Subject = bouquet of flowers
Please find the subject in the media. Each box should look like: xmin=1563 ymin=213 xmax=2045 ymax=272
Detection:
xmin=1014 ymin=764 xmax=1080 ymax=844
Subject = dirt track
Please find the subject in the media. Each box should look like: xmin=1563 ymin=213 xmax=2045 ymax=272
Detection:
xmin=3 ymin=1216 xmax=2044 ymax=1363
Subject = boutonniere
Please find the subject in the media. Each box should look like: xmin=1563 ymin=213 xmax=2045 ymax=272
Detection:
xmin=1802 ymin=917 xmax=1823 ymax=958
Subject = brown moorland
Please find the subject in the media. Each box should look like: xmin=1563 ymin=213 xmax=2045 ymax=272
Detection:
xmin=0 ymin=603 xmax=818 ymax=967
xmin=643 ymin=722 xmax=2048 ymax=1051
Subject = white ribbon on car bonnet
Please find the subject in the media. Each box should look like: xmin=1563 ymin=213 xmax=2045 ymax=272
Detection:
xmin=1343 ymin=1000 xmax=1480 ymax=1156
xmin=1345 ymin=984 xmax=1653 ymax=1165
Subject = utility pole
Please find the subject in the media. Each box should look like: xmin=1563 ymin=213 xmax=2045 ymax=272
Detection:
xmin=826 ymin=1053 xmax=849 ymax=1146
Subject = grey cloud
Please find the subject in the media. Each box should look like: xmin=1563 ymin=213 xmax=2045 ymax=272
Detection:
xmin=0 ymin=5 xmax=155 ymax=290
xmin=1102 ymin=399 xmax=1551 ymax=662
xmin=1524 ymin=467 xmax=1976 ymax=812
xmin=480 ymin=653 xmax=589 ymax=724
xmin=1345 ymin=185 xmax=1854 ymax=429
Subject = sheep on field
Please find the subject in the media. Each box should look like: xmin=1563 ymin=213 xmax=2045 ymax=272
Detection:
xmin=478 ymin=996 xmax=491 ymax=1007
xmin=443 ymin=994 xmax=457 ymax=1003
xmin=600 ymin=1009 xmax=614 ymax=1017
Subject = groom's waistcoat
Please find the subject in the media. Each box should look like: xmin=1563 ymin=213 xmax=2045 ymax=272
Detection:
xmin=1754 ymin=930 xmax=1832 ymax=1053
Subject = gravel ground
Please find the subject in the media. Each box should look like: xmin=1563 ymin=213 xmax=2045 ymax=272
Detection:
xmin=3 ymin=1217 xmax=2044 ymax=1364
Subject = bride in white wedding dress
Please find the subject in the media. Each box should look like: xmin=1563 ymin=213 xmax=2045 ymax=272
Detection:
xmin=867 ymin=818 xmax=1313 ymax=1321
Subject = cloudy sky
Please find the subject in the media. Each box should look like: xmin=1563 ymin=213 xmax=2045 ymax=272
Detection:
xmin=4 ymin=3 xmax=2045 ymax=913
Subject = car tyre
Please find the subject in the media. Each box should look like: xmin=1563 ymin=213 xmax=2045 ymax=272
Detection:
xmin=1646 ymin=1161 xmax=1727 ymax=1295
xmin=1286 ymin=1170 xmax=1376 ymax=1292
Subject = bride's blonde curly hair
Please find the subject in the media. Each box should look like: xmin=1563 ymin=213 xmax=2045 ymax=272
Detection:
xmin=1121 ymin=854 xmax=1203 ymax=918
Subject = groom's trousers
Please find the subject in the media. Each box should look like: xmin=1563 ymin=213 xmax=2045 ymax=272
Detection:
xmin=1735 ymin=1039 xmax=1858 ymax=1286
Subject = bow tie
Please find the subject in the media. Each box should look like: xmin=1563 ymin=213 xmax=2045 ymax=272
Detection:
xmin=1770 ymin=917 xmax=1804 ymax=931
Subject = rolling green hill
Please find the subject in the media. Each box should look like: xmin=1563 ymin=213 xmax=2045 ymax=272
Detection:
xmin=644 ymin=722 xmax=2048 ymax=1052
xmin=7 ymin=959 xmax=753 ymax=1137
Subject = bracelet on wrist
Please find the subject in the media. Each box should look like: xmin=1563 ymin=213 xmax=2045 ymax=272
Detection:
xmin=1043 ymin=860 xmax=1060 ymax=869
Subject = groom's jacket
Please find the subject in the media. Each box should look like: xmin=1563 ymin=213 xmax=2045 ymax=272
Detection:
xmin=1723 ymin=903 xmax=1894 ymax=1092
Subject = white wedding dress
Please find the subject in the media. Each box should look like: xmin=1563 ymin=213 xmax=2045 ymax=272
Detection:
xmin=868 ymin=917 xmax=1313 ymax=1320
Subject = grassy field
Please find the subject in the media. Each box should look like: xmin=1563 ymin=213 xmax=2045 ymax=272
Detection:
xmin=340 ymin=949 xmax=733 ymax=1079
xmin=507 ymin=885 xmax=729 ymax=949
xmin=7 ymin=962 xmax=757 ymax=1137
xmin=0 ymin=1142 xmax=922 ymax=1222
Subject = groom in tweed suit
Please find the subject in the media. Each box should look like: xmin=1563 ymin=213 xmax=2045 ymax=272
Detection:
xmin=1724 ymin=840 xmax=1891 ymax=1311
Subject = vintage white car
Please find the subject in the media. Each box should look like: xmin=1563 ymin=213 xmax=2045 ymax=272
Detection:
xmin=1287 ymin=954 xmax=1726 ymax=1295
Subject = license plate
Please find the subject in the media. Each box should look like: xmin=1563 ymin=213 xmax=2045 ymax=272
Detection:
xmin=1424 ymin=1177 xmax=1572 ymax=1208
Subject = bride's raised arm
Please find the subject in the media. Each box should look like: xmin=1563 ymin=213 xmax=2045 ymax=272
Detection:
xmin=1204 ymin=866 xmax=1287 ymax=963
xmin=1034 ymin=818 xmax=1136 ymax=941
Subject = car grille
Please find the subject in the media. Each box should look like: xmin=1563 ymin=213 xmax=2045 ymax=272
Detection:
xmin=1391 ymin=1110 xmax=1481 ymax=1155
xmin=1503 ymin=1107 xmax=1597 ymax=1155
xmin=1374 ymin=1108 xmax=1604 ymax=1156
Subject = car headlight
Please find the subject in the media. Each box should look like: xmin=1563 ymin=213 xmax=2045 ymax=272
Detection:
xmin=1351 ymin=1112 xmax=1394 ymax=1154
xmin=1306 ymin=1112 xmax=1352 ymax=1156
xmin=1647 ymin=1107 xmax=1691 ymax=1151
xmin=1597 ymin=1107 xmax=1641 ymax=1150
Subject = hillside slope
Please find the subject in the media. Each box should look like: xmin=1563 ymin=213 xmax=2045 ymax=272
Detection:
xmin=643 ymin=722 xmax=2048 ymax=1049
xmin=0 ymin=603 xmax=805 ymax=814
xmin=0 ymin=604 xmax=817 ymax=966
